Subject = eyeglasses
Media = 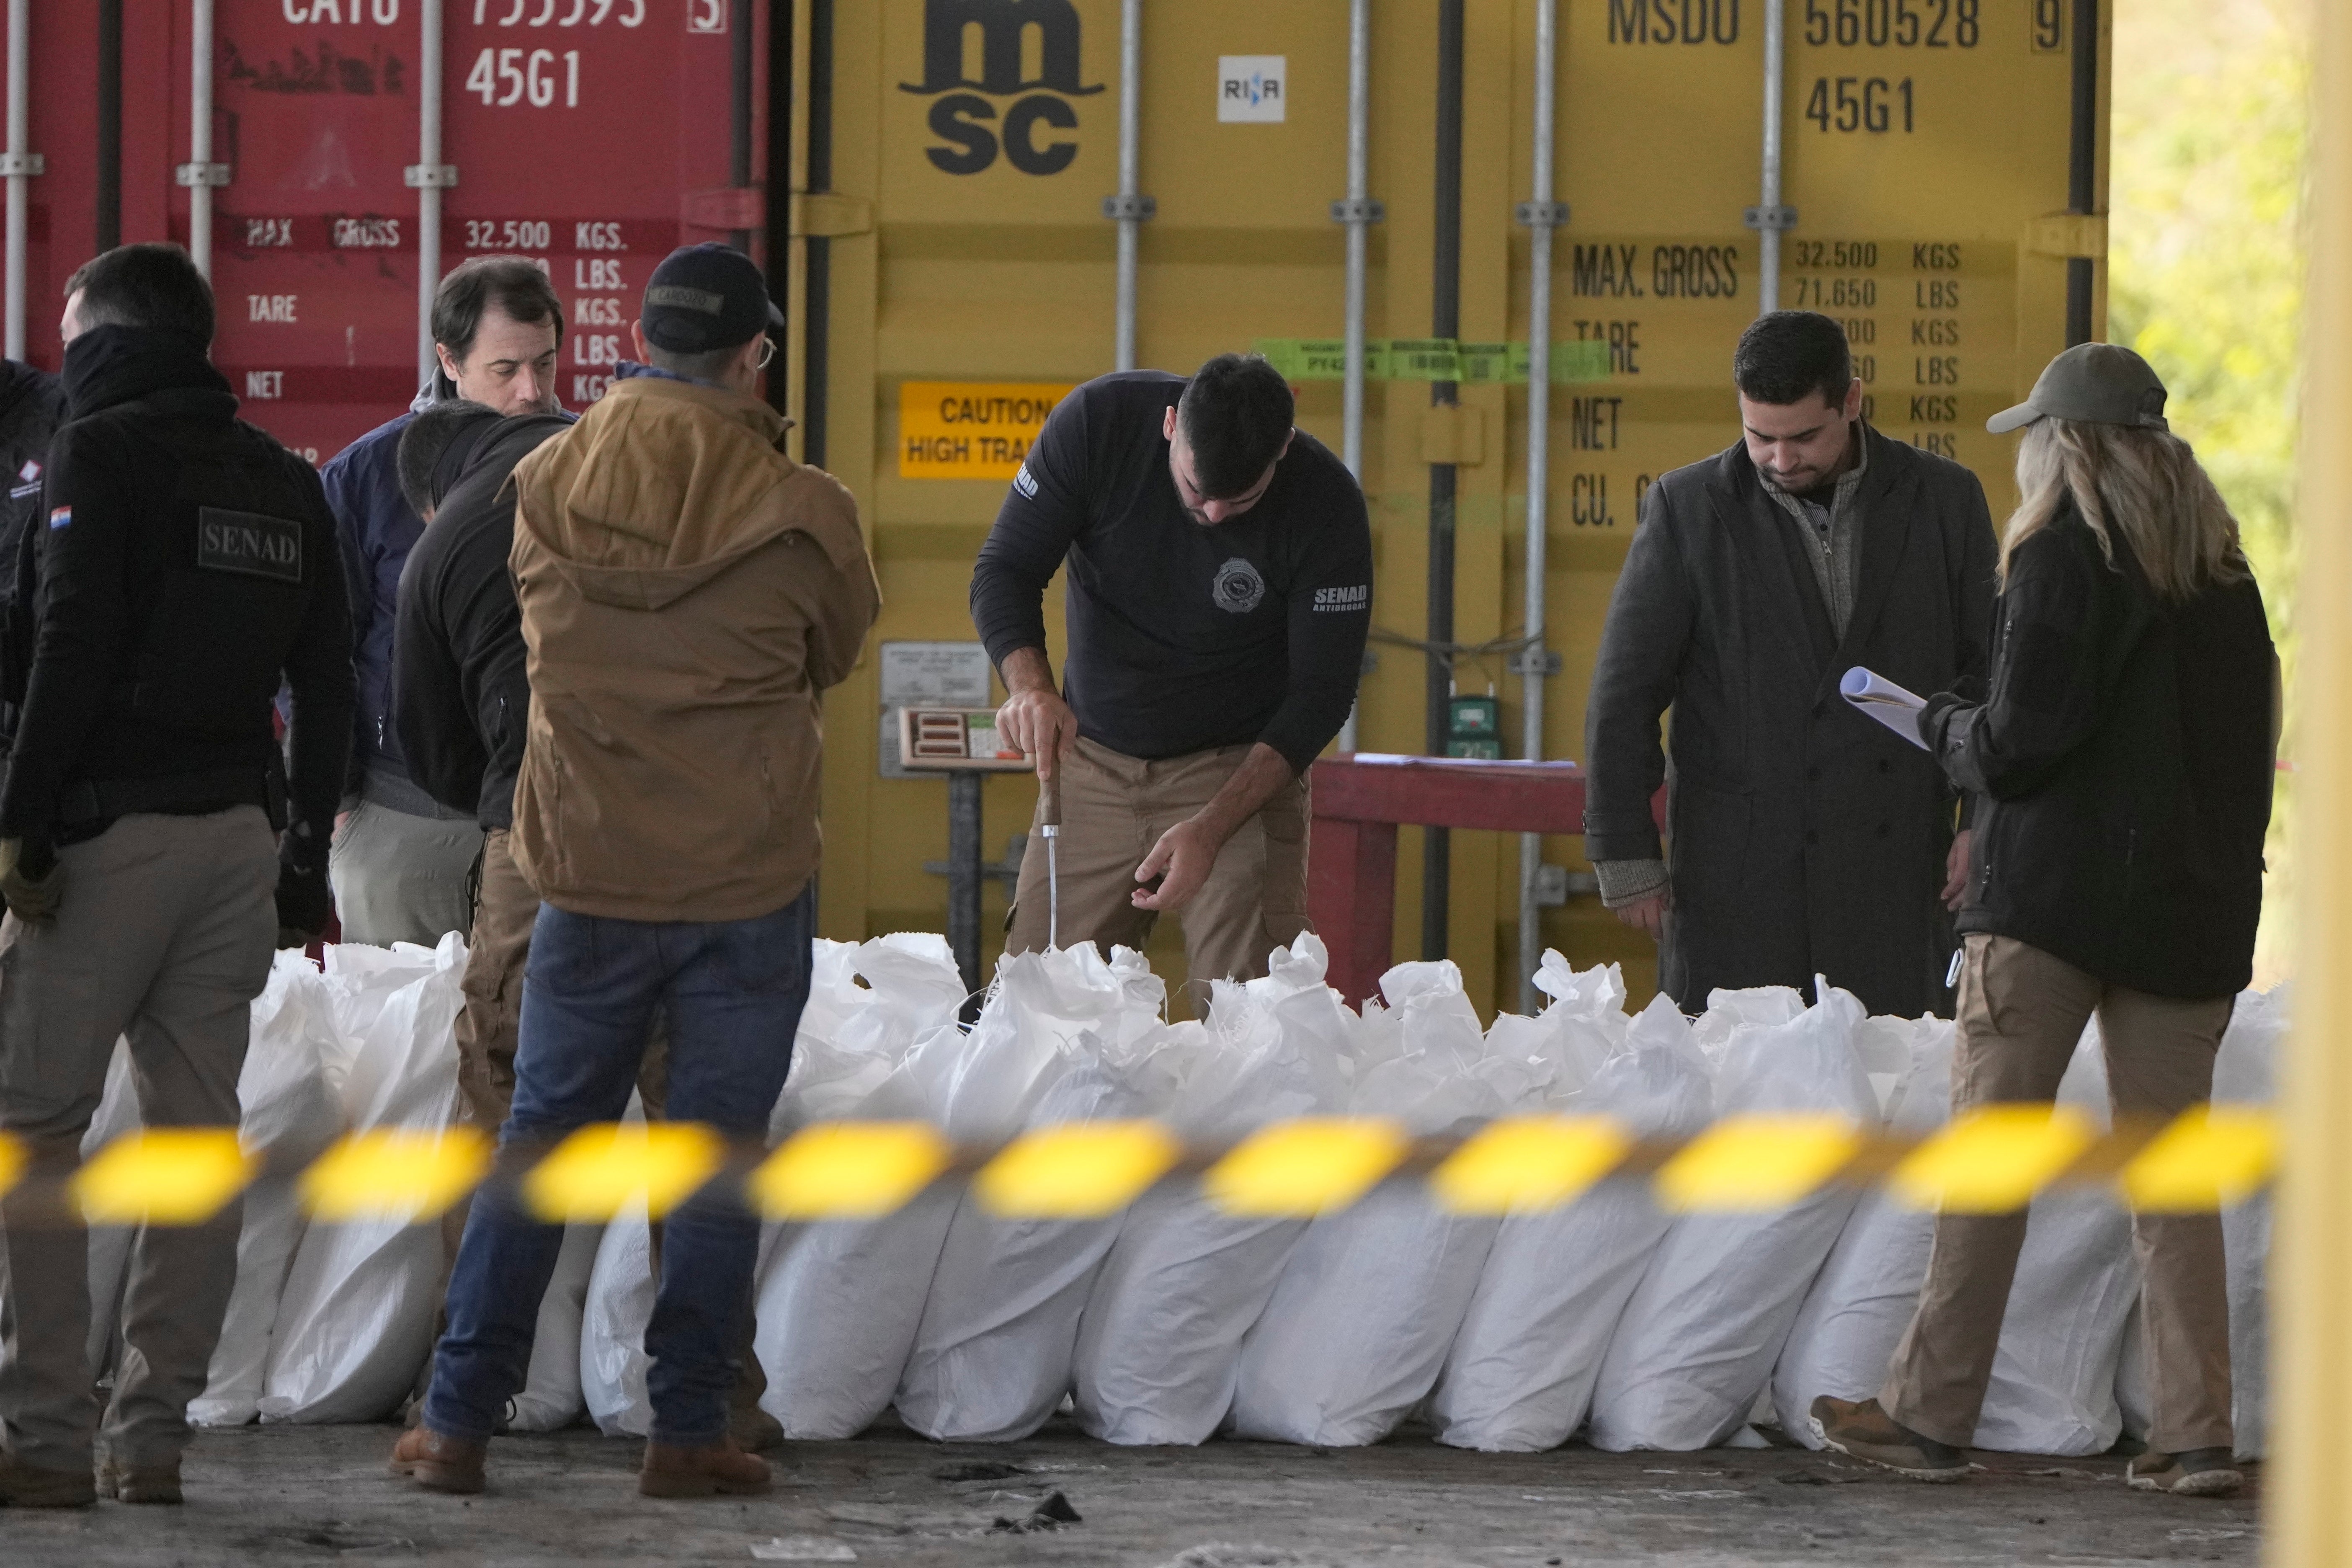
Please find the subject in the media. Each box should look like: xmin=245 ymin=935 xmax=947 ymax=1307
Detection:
xmin=756 ymin=337 xmax=777 ymax=370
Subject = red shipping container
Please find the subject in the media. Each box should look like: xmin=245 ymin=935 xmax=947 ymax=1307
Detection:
xmin=8 ymin=0 xmax=769 ymax=464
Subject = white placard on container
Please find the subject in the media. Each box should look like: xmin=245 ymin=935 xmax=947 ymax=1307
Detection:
xmin=1217 ymin=56 xmax=1287 ymax=123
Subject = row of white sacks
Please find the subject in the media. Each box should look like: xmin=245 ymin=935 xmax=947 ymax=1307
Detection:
xmin=88 ymin=930 xmax=2280 ymax=1460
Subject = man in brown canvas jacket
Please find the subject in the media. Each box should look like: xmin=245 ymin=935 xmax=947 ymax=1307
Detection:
xmin=391 ymin=244 xmax=879 ymax=1500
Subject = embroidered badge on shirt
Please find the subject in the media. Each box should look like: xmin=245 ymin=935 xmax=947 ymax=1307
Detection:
xmin=47 ymin=506 xmax=69 ymax=530
xmin=1211 ymin=557 xmax=1266 ymax=615
xmin=1012 ymin=463 xmax=1039 ymax=500
xmin=17 ymin=459 xmax=39 ymax=482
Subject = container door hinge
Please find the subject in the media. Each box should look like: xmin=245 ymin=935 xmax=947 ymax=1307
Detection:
xmin=404 ymin=164 xmax=459 ymax=189
xmin=2027 ymin=212 xmax=2107 ymax=258
xmin=175 ymin=162 xmax=231 ymax=188
xmin=0 ymin=153 xmax=44 ymax=178
xmin=788 ymin=191 xmax=870 ymax=237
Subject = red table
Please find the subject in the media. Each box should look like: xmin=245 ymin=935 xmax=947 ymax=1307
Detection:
xmin=1306 ymin=753 xmax=1599 ymax=1007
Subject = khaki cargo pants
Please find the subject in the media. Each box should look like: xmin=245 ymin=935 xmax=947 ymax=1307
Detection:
xmin=1004 ymin=738 xmax=1311 ymax=1001
xmin=0 ymin=808 xmax=279 ymax=1474
xmin=1881 ymin=933 xmax=2235 ymax=1455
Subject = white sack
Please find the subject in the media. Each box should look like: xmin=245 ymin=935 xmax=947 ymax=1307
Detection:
xmin=1774 ymin=1016 xmax=1957 ymax=1449
xmin=260 ymin=935 xmax=465 ymax=1423
xmin=1432 ymin=988 xmax=1712 ymax=1452
xmin=1228 ymin=959 xmax=1509 ymax=1448
xmin=1972 ymin=1029 xmax=2136 ymax=1455
xmin=774 ymin=934 xmax=967 ymax=1136
xmin=191 ymin=953 xmax=348 ymax=1426
xmin=896 ymin=946 xmax=1161 ymax=1442
xmin=580 ymin=1197 xmax=656 ymax=1436
xmin=1588 ymin=982 xmax=1875 ymax=1452
xmin=751 ymin=939 xmax=976 ymax=1441
xmin=1072 ymin=936 xmax=1353 ymax=1446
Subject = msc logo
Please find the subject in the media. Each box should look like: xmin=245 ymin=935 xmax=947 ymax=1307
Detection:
xmin=900 ymin=0 xmax=1102 ymax=177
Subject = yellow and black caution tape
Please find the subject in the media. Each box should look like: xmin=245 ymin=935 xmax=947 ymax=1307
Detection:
xmin=0 ymin=1104 xmax=2277 ymax=1230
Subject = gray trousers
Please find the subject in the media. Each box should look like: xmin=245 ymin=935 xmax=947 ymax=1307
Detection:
xmin=0 ymin=808 xmax=278 ymax=1472
xmin=329 ymin=797 xmax=483 ymax=949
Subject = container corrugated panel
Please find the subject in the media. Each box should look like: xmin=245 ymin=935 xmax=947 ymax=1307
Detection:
xmin=793 ymin=0 xmax=2104 ymax=1014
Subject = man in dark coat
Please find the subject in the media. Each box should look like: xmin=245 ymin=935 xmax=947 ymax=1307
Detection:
xmin=1583 ymin=311 xmax=1997 ymax=1018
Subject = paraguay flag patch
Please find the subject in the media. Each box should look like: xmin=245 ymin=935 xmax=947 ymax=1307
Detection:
xmin=47 ymin=506 xmax=70 ymax=530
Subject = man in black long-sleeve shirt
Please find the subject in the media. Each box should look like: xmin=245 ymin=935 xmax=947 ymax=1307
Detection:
xmin=0 ymin=245 xmax=351 ymax=1508
xmin=969 ymin=354 xmax=1371 ymax=988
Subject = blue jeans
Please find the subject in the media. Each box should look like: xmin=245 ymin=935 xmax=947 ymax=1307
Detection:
xmin=423 ymin=887 xmax=812 ymax=1445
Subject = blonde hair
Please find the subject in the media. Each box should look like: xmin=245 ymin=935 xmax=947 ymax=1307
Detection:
xmin=1998 ymin=418 xmax=2247 ymax=602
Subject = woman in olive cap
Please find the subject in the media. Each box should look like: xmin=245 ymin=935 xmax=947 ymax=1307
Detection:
xmin=1813 ymin=343 xmax=2277 ymax=1498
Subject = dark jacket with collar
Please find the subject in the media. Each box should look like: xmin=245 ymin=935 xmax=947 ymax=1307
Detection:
xmin=1583 ymin=425 xmax=1998 ymax=1017
xmin=0 ymin=325 xmax=353 ymax=870
xmin=1924 ymin=502 xmax=2273 ymax=998
xmin=393 ymin=413 xmax=570 ymax=831
xmin=321 ymin=399 xmax=424 ymax=802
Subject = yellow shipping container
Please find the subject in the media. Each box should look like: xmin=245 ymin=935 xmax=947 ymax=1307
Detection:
xmin=781 ymin=0 xmax=2107 ymax=1016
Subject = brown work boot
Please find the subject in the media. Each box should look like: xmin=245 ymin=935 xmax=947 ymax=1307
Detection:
xmin=1809 ymin=1395 xmax=1972 ymax=1482
xmin=97 ymin=1453 xmax=182 ymax=1505
xmin=640 ymin=1435 xmax=771 ymax=1498
xmin=729 ymin=1403 xmax=784 ymax=1453
xmin=2128 ymin=1447 xmax=2243 ymax=1497
xmin=0 ymin=1450 xmax=95 ymax=1508
xmin=387 ymin=1426 xmax=487 ymax=1495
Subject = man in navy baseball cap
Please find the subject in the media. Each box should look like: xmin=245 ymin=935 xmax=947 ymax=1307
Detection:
xmin=638 ymin=242 xmax=784 ymax=358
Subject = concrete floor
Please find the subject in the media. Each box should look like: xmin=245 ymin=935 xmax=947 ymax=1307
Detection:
xmin=6 ymin=1420 xmax=2260 ymax=1567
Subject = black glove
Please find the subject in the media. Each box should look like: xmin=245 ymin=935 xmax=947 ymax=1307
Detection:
xmin=276 ymin=823 xmax=332 ymax=949
xmin=0 ymin=834 xmax=62 ymax=924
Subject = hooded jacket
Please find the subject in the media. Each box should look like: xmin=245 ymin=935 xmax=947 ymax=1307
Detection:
xmin=394 ymin=412 xmax=570 ymax=830
xmin=0 ymin=325 xmax=352 ymax=862
xmin=507 ymin=372 xmax=879 ymax=921
xmin=1924 ymin=500 xmax=2275 ymax=998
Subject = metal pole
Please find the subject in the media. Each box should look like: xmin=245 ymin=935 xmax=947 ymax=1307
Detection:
xmin=1112 ymin=0 xmax=1143 ymax=371
xmin=189 ymin=0 xmax=214 ymax=279
xmin=4 ymin=0 xmax=31 ymax=362
xmin=1422 ymin=0 xmax=1462 ymax=963
xmin=2277 ymin=4 xmax=2352 ymax=1558
xmin=1333 ymin=0 xmax=1376 ymax=756
xmin=2064 ymin=0 xmax=2099 ymax=345
xmin=1514 ymin=0 xmax=1563 ymax=1015
xmin=415 ymin=0 xmax=444 ymax=387
xmin=947 ymin=772 xmax=983 ymax=1001
xmin=1751 ymin=0 xmax=1790 ymax=314
xmin=1341 ymin=0 xmax=1372 ymax=477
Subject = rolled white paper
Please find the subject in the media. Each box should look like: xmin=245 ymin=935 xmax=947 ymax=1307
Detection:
xmin=1839 ymin=666 xmax=1930 ymax=750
